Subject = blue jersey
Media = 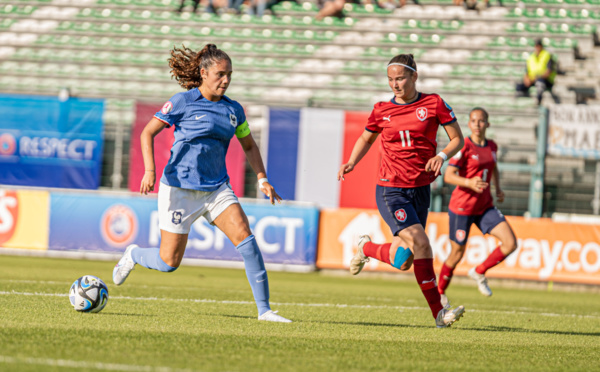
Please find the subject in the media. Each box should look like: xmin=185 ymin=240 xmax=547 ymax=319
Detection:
xmin=154 ymin=88 xmax=248 ymax=192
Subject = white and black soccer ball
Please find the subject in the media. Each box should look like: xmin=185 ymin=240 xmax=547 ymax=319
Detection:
xmin=69 ymin=275 xmax=109 ymax=313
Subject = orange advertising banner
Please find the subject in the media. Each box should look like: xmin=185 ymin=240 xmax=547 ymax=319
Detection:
xmin=317 ymin=209 xmax=600 ymax=285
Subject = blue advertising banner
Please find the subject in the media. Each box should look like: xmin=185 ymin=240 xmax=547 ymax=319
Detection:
xmin=49 ymin=192 xmax=319 ymax=266
xmin=0 ymin=94 xmax=104 ymax=189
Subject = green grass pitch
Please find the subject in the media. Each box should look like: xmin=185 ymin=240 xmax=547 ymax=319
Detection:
xmin=1 ymin=255 xmax=599 ymax=372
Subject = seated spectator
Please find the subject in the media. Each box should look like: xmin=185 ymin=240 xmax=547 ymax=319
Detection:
xmin=315 ymin=0 xmax=346 ymax=20
xmin=515 ymin=38 xmax=558 ymax=105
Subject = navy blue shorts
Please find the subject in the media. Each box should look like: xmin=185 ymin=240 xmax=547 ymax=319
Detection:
xmin=448 ymin=207 xmax=506 ymax=245
xmin=376 ymin=184 xmax=430 ymax=236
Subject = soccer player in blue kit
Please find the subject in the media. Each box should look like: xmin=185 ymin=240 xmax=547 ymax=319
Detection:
xmin=112 ymin=44 xmax=291 ymax=323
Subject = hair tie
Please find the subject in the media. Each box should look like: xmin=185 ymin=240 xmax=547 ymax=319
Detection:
xmin=387 ymin=63 xmax=416 ymax=72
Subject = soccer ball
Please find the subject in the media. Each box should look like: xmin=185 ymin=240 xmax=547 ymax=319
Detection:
xmin=69 ymin=275 xmax=109 ymax=313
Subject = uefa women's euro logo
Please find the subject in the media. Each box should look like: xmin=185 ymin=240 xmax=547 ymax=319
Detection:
xmin=0 ymin=133 xmax=17 ymax=156
xmin=100 ymin=204 xmax=139 ymax=248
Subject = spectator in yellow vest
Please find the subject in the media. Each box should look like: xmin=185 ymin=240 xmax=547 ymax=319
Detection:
xmin=515 ymin=38 xmax=558 ymax=105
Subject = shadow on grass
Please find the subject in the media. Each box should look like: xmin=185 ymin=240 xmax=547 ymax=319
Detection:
xmin=460 ymin=325 xmax=600 ymax=337
xmin=216 ymin=314 xmax=600 ymax=336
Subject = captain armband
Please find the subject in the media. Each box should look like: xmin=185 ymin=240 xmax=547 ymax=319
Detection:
xmin=235 ymin=120 xmax=251 ymax=139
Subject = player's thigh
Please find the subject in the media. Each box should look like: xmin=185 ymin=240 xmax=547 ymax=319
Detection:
xmin=212 ymin=203 xmax=252 ymax=246
xmin=204 ymin=183 xmax=252 ymax=246
xmin=159 ymin=230 xmax=188 ymax=267
xmin=489 ymin=221 xmax=517 ymax=254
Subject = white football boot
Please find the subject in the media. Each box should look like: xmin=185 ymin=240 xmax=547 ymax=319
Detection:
xmin=112 ymin=244 xmax=137 ymax=286
xmin=258 ymin=310 xmax=292 ymax=323
xmin=468 ymin=267 xmax=492 ymax=297
xmin=349 ymin=235 xmax=371 ymax=275
xmin=436 ymin=305 xmax=465 ymax=328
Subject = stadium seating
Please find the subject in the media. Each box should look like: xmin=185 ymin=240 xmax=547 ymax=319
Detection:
xmin=1 ymin=0 xmax=599 ymax=214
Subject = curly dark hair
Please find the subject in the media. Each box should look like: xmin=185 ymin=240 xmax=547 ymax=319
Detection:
xmin=168 ymin=43 xmax=232 ymax=90
xmin=387 ymin=54 xmax=417 ymax=74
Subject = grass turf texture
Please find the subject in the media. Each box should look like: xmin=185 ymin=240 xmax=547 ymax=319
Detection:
xmin=1 ymin=255 xmax=599 ymax=372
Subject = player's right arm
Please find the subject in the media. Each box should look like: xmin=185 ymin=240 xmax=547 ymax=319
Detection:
xmin=140 ymin=117 xmax=168 ymax=195
xmin=337 ymin=129 xmax=379 ymax=181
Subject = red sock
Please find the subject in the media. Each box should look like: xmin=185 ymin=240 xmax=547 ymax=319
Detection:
xmin=413 ymin=258 xmax=444 ymax=319
xmin=438 ymin=263 xmax=455 ymax=295
xmin=476 ymin=246 xmax=508 ymax=274
xmin=363 ymin=242 xmax=391 ymax=265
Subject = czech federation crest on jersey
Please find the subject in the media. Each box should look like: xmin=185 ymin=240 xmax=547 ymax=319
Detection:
xmin=229 ymin=113 xmax=237 ymax=127
xmin=416 ymin=107 xmax=428 ymax=121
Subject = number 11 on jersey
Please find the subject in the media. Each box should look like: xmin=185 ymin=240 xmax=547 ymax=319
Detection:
xmin=399 ymin=130 xmax=411 ymax=147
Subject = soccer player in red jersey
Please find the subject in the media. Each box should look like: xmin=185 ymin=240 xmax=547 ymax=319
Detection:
xmin=337 ymin=54 xmax=466 ymax=328
xmin=437 ymin=107 xmax=517 ymax=306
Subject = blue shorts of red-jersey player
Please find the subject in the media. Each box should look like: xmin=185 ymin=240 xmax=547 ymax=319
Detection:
xmin=448 ymin=207 xmax=506 ymax=245
xmin=376 ymin=184 xmax=430 ymax=235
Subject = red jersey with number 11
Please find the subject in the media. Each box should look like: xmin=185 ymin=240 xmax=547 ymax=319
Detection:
xmin=448 ymin=136 xmax=498 ymax=215
xmin=365 ymin=93 xmax=457 ymax=188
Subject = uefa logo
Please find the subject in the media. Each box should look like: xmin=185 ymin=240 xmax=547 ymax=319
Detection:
xmin=100 ymin=204 xmax=139 ymax=248
xmin=0 ymin=133 xmax=17 ymax=156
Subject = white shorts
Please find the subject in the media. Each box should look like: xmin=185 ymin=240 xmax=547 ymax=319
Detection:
xmin=158 ymin=182 xmax=239 ymax=234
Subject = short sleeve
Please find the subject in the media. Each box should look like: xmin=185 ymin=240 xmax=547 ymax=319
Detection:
xmin=235 ymin=103 xmax=247 ymax=126
xmin=436 ymin=96 xmax=457 ymax=126
xmin=365 ymin=108 xmax=382 ymax=133
xmin=154 ymin=93 xmax=186 ymax=127
xmin=448 ymin=144 xmax=467 ymax=168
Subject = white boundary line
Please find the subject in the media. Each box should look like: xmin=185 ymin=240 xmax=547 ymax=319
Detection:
xmin=0 ymin=355 xmax=198 ymax=372
xmin=1 ymin=290 xmax=598 ymax=320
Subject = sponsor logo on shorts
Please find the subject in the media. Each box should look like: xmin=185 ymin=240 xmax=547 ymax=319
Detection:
xmin=100 ymin=204 xmax=138 ymax=247
xmin=394 ymin=208 xmax=407 ymax=222
xmin=161 ymin=101 xmax=173 ymax=115
xmin=172 ymin=211 xmax=183 ymax=225
xmin=0 ymin=133 xmax=17 ymax=156
xmin=416 ymin=107 xmax=428 ymax=121
xmin=456 ymin=229 xmax=466 ymax=243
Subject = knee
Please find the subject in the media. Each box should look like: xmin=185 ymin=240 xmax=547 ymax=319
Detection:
xmin=503 ymin=236 xmax=518 ymax=253
xmin=160 ymin=255 xmax=180 ymax=271
xmin=399 ymin=255 xmax=414 ymax=271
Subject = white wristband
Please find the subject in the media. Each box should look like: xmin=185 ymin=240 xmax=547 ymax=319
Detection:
xmin=437 ymin=152 xmax=448 ymax=161
xmin=258 ymin=178 xmax=269 ymax=188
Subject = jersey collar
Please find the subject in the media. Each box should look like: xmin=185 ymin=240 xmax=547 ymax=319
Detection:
xmin=468 ymin=136 xmax=488 ymax=147
xmin=391 ymin=92 xmax=422 ymax=106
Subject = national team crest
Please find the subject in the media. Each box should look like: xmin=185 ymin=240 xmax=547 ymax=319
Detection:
xmin=161 ymin=101 xmax=173 ymax=114
xmin=456 ymin=229 xmax=466 ymax=243
xmin=416 ymin=107 xmax=428 ymax=121
xmin=394 ymin=208 xmax=407 ymax=222
xmin=229 ymin=114 xmax=237 ymax=127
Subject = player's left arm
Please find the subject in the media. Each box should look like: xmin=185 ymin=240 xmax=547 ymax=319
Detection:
xmin=237 ymin=128 xmax=282 ymax=205
xmin=425 ymin=122 xmax=464 ymax=177
xmin=492 ymin=164 xmax=504 ymax=203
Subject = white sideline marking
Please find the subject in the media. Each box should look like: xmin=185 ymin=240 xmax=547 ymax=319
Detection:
xmin=0 ymin=355 xmax=198 ymax=372
xmin=1 ymin=290 xmax=599 ymax=320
